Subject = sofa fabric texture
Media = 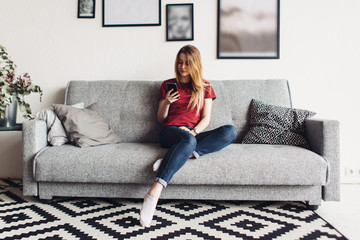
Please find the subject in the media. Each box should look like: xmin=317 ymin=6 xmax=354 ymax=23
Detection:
xmin=242 ymin=99 xmax=316 ymax=149
xmin=22 ymin=79 xmax=340 ymax=205
xmin=64 ymin=80 xmax=292 ymax=143
xmin=33 ymin=143 xmax=328 ymax=186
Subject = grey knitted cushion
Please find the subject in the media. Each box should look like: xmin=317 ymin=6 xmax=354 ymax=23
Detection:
xmin=242 ymin=99 xmax=316 ymax=149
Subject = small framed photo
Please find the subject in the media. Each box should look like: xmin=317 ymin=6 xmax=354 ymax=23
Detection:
xmin=78 ymin=0 xmax=96 ymax=18
xmin=217 ymin=0 xmax=280 ymax=59
xmin=103 ymin=0 xmax=161 ymax=27
xmin=166 ymin=4 xmax=194 ymax=41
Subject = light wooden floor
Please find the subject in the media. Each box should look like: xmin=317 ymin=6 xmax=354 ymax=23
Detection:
xmin=315 ymin=184 xmax=360 ymax=240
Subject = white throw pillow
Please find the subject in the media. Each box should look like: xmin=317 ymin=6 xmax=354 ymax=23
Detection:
xmin=35 ymin=102 xmax=84 ymax=146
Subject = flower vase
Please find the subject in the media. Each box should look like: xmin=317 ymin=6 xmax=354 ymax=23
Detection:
xmin=0 ymin=95 xmax=17 ymax=127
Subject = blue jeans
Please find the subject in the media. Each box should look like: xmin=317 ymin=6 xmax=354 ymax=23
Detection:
xmin=156 ymin=125 xmax=237 ymax=188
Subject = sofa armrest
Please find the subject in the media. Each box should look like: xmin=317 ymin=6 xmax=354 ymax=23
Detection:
xmin=22 ymin=119 xmax=48 ymax=196
xmin=305 ymin=118 xmax=340 ymax=201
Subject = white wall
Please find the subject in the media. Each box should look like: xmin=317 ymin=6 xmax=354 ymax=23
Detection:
xmin=0 ymin=0 xmax=359 ymax=181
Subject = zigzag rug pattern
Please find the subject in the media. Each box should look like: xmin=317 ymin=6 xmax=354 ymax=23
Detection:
xmin=0 ymin=179 xmax=347 ymax=240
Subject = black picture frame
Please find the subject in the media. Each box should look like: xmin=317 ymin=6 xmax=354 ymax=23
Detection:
xmin=78 ymin=0 xmax=96 ymax=18
xmin=166 ymin=4 xmax=194 ymax=41
xmin=103 ymin=0 xmax=161 ymax=27
xmin=217 ymin=0 xmax=280 ymax=59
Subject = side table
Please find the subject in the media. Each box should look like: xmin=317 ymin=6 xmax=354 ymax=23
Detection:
xmin=0 ymin=123 xmax=22 ymax=131
xmin=0 ymin=123 xmax=23 ymax=178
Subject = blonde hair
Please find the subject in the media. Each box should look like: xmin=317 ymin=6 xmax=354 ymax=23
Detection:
xmin=175 ymin=45 xmax=208 ymax=115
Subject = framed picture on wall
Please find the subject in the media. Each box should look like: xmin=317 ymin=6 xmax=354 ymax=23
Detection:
xmin=217 ymin=0 xmax=280 ymax=59
xmin=166 ymin=4 xmax=194 ymax=41
xmin=78 ymin=0 xmax=96 ymax=18
xmin=103 ymin=0 xmax=161 ymax=27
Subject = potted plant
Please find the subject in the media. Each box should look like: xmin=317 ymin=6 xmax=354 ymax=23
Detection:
xmin=0 ymin=44 xmax=43 ymax=127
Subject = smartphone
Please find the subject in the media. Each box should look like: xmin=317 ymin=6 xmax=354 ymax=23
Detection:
xmin=167 ymin=83 xmax=178 ymax=94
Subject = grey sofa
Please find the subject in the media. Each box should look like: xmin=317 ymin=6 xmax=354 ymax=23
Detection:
xmin=22 ymin=80 xmax=340 ymax=209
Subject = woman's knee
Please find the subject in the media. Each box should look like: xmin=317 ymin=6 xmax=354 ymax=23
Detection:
xmin=221 ymin=125 xmax=238 ymax=142
xmin=160 ymin=126 xmax=196 ymax=148
xmin=183 ymin=132 xmax=197 ymax=147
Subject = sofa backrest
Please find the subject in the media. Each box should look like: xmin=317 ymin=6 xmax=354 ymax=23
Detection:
xmin=65 ymin=80 xmax=292 ymax=143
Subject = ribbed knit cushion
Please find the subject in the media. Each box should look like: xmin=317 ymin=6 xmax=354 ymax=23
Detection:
xmin=242 ymin=99 xmax=316 ymax=149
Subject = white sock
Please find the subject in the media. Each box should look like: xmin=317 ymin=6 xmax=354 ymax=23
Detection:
xmin=140 ymin=194 xmax=158 ymax=227
xmin=153 ymin=158 xmax=162 ymax=172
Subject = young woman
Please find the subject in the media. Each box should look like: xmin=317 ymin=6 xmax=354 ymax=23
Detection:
xmin=140 ymin=45 xmax=237 ymax=227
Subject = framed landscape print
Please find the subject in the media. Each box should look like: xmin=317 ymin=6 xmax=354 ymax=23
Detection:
xmin=217 ymin=0 xmax=280 ymax=59
xmin=78 ymin=0 xmax=95 ymax=18
xmin=166 ymin=4 xmax=194 ymax=41
xmin=103 ymin=0 xmax=161 ymax=27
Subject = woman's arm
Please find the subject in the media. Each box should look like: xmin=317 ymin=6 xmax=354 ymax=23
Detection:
xmin=157 ymin=99 xmax=170 ymax=123
xmin=186 ymin=98 xmax=212 ymax=135
xmin=194 ymin=98 xmax=212 ymax=132
xmin=157 ymin=90 xmax=179 ymax=124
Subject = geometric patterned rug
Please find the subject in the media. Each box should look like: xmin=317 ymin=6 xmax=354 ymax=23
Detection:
xmin=0 ymin=179 xmax=348 ymax=240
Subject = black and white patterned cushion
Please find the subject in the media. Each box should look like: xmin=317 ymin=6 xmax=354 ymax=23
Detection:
xmin=242 ymin=99 xmax=316 ymax=149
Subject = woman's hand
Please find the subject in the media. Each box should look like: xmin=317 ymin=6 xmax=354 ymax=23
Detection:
xmin=165 ymin=90 xmax=180 ymax=105
xmin=178 ymin=126 xmax=196 ymax=136
xmin=157 ymin=90 xmax=180 ymax=124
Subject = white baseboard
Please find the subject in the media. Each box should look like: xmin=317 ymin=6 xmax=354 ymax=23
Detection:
xmin=341 ymin=177 xmax=360 ymax=184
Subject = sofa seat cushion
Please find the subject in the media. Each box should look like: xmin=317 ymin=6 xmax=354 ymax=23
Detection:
xmin=34 ymin=143 xmax=165 ymax=183
xmin=34 ymin=143 xmax=328 ymax=186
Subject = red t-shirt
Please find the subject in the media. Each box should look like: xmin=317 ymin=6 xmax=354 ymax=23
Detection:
xmin=158 ymin=78 xmax=216 ymax=129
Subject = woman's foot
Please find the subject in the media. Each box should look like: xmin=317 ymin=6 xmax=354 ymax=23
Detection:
xmin=139 ymin=194 xmax=158 ymax=227
xmin=153 ymin=158 xmax=162 ymax=172
xmin=139 ymin=182 xmax=163 ymax=227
